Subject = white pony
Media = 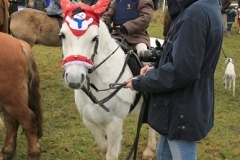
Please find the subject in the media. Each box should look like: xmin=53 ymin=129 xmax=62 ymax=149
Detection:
xmin=59 ymin=1 xmax=163 ymax=159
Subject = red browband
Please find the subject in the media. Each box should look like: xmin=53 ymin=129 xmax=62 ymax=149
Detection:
xmin=62 ymin=55 xmax=93 ymax=66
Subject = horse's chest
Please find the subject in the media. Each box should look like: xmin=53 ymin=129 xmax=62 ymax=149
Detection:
xmin=82 ymin=105 xmax=111 ymax=125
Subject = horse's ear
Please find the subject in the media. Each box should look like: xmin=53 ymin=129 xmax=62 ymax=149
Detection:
xmin=90 ymin=0 xmax=110 ymax=15
xmin=155 ymin=40 xmax=162 ymax=50
xmin=61 ymin=0 xmax=75 ymax=14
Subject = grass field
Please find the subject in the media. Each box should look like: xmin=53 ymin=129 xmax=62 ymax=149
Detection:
xmin=1 ymin=10 xmax=240 ymax=160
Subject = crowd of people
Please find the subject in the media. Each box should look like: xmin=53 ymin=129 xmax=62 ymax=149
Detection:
xmin=8 ymin=0 xmax=48 ymax=15
xmin=7 ymin=0 xmax=160 ymax=15
xmin=221 ymin=0 xmax=240 ymax=36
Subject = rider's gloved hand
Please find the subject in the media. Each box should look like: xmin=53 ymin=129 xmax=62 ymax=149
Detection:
xmin=120 ymin=25 xmax=128 ymax=35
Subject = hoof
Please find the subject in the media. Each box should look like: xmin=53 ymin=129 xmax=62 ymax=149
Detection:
xmin=0 ymin=152 xmax=14 ymax=160
xmin=27 ymin=153 xmax=40 ymax=160
xmin=142 ymin=148 xmax=155 ymax=160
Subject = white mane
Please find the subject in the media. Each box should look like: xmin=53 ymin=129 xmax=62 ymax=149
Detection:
xmin=88 ymin=20 xmax=136 ymax=105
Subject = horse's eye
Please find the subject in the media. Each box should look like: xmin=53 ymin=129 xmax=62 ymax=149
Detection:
xmin=59 ymin=33 xmax=65 ymax=39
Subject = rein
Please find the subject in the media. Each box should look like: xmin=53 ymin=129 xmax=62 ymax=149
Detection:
xmin=88 ymin=36 xmax=121 ymax=74
xmin=81 ymin=36 xmax=133 ymax=112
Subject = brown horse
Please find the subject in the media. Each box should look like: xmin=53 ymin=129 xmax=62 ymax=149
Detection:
xmin=0 ymin=32 xmax=43 ymax=160
xmin=9 ymin=8 xmax=61 ymax=47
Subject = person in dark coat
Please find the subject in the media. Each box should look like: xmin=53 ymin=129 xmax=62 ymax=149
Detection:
xmin=124 ymin=0 xmax=223 ymax=159
xmin=221 ymin=0 xmax=231 ymax=32
xmin=101 ymin=0 xmax=154 ymax=54
xmin=225 ymin=6 xmax=237 ymax=36
xmin=8 ymin=0 xmax=25 ymax=15
xmin=152 ymin=0 xmax=158 ymax=10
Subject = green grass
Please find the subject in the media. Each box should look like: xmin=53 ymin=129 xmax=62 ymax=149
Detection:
xmin=1 ymin=10 xmax=240 ymax=159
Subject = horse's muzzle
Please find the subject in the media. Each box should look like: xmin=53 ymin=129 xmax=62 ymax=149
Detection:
xmin=64 ymin=72 xmax=85 ymax=89
xmin=68 ymin=82 xmax=81 ymax=89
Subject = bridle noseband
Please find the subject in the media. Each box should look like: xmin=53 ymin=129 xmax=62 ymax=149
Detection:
xmin=62 ymin=55 xmax=93 ymax=70
xmin=62 ymin=34 xmax=128 ymax=112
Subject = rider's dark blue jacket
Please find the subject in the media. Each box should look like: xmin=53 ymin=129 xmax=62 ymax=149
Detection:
xmin=132 ymin=0 xmax=223 ymax=141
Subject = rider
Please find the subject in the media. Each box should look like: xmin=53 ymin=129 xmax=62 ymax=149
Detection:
xmin=46 ymin=0 xmax=63 ymax=17
xmin=101 ymin=0 xmax=154 ymax=54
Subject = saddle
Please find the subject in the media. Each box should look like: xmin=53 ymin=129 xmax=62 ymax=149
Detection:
xmin=113 ymin=35 xmax=143 ymax=77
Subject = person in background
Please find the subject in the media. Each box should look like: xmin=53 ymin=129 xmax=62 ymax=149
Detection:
xmin=0 ymin=0 xmax=9 ymax=33
xmin=237 ymin=0 xmax=240 ymax=33
xmin=46 ymin=0 xmax=63 ymax=17
xmin=124 ymin=0 xmax=223 ymax=159
xmin=35 ymin=0 xmax=47 ymax=11
xmin=8 ymin=0 xmax=23 ymax=15
xmin=221 ymin=0 xmax=231 ymax=32
xmin=46 ymin=0 xmax=83 ymax=17
xmin=152 ymin=0 xmax=158 ymax=10
xmin=45 ymin=0 xmax=50 ymax=6
xmin=26 ymin=0 xmax=36 ymax=9
xmin=225 ymin=6 xmax=236 ymax=36
xmin=101 ymin=0 xmax=154 ymax=54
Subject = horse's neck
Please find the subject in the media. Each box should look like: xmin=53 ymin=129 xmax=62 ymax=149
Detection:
xmin=98 ymin=20 xmax=120 ymax=51
xmin=96 ymin=21 xmax=126 ymax=64
xmin=89 ymin=21 xmax=132 ymax=87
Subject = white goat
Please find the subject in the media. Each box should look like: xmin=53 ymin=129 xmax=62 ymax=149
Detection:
xmin=223 ymin=58 xmax=236 ymax=97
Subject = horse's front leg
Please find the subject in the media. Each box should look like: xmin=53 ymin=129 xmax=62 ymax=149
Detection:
xmin=0 ymin=110 xmax=19 ymax=160
xmin=105 ymin=117 xmax=123 ymax=160
xmin=83 ymin=118 xmax=108 ymax=159
xmin=142 ymin=125 xmax=157 ymax=160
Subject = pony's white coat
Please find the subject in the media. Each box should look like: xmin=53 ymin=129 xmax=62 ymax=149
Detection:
xmin=61 ymin=20 xmax=163 ymax=159
xmin=223 ymin=58 xmax=236 ymax=97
